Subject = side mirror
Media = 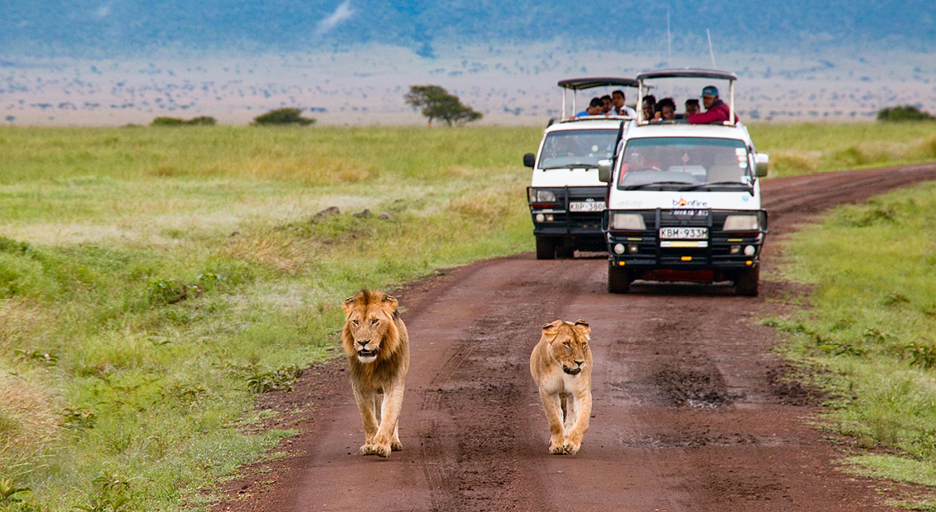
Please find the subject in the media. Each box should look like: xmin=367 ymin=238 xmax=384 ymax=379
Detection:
xmin=755 ymin=153 xmax=769 ymax=177
xmin=523 ymin=153 xmax=536 ymax=168
xmin=597 ymin=159 xmax=613 ymax=183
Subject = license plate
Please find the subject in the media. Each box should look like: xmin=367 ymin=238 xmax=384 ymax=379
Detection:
xmin=569 ymin=201 xmax=605 ymax=212
xmin=659 ymin=227 xmax=708 ymax=239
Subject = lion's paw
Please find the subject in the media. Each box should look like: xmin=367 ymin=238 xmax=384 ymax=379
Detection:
xmin=549 ymin=442 xmax=567 ymax=455
xmin=391 ymin=440 xmax=403 ymax=451
xmin=563 ymin=442 xmax=581 ymax=456
xmin=372 ymin=442 xmax=392 ymax=458
xmin=359 ymin=444 xmax=376 ymax=456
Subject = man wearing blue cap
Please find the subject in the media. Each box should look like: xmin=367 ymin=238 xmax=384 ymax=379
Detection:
xmin=687 ymin=85 xmax=738 ymax=124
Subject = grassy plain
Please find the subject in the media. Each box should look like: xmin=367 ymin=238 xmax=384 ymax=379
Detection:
xmin=0 ymin=125 xmax=541 ymax=511
xmin=769 ymin=183 xmax=936 ymax=506
xmin=748 ymin=122 xmax=936 ymax=177
xmin=0 ymin=123 xmax=934 ymax=510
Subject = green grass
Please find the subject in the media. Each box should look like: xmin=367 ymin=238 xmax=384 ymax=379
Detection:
xmin=771 ymin=182 xmax=936 ymax=505
xmin=0 ymin=125 xmax=541 ymax=511
xmin=0 ymin=123 xmax=933 ymax=511
xmin=748 ymin=122 xmax=936 ymax=177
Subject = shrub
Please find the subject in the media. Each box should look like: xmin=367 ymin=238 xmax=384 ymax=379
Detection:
xmin=252 ymin=108 xmax=316 ymax=126
xmin=877 ymin=105 xmax=936 ymax=122
xmin=150 ymin=116 xmax=217 ymax=127
xmin=150 ymin=117 xmax=186 ymax=127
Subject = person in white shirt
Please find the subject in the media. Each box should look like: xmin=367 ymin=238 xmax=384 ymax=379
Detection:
xmin=611 ymin=90 xmax=638 ymax=117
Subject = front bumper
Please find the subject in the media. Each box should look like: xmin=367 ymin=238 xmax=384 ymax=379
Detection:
xmin=604 ymin=209 xmax=768 ymax=271
xmin=528 ymin=186 xmax=606 ymax=238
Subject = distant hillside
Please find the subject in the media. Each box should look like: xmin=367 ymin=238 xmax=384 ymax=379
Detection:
xmin=3 ymin=0 xmax=935 ymax=57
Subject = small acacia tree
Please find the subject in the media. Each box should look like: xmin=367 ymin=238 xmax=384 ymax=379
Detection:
xmin=404 ymin=85 xmax=483 ymax=127
xmin=252 ymin=108 xmax=316 ymax=126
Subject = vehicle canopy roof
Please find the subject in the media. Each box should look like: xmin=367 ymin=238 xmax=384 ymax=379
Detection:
xmin=636 ymin=68 xmax=737 ymax=81
xmin=635 ymin=68 xmax=738 ymax=126
xmin=558 ymin=77 xmax=640 ymax=90
xmin=557 ymin=76 xmax=641 ymax=121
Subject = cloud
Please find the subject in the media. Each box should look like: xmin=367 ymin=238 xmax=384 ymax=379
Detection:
xmin=97 ymin=0 xmax=116 ymax=18
xmin=315 ymin=0 xmax=354 ymax=36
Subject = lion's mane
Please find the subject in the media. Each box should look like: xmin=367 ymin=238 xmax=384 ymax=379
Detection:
xmin=341 ymin=290 xmax=409 ymax=392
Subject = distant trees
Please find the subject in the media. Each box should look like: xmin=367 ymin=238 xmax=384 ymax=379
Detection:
xmin=252 ymin=108 xmax=316 ymax=126
xmin=404 ymin=85 xmax=483 ymax=127
xmin=877 ymin=105 xmax=935 ymax=122
xmin=151 ymin=116 xmax=217 ymax=126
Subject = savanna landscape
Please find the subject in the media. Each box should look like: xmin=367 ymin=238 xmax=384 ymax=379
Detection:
xmin=1 ymin=122 xmax=936 ymax=510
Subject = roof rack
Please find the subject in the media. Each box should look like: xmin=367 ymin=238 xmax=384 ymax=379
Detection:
xmin=635 ymin=68 xmax=738 ymax=127
xmin=557 ymin=76 xmax=642 ymax=121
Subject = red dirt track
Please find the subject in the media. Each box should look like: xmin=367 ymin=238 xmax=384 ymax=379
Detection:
xmin=215 ymin=163 xmax=936 ymax=512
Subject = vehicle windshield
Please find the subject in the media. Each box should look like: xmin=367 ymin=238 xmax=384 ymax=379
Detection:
xmin=617 ymin=137 xmax=751 ymax=189
xmin=538 ymin=129 xmax=619 ymax=169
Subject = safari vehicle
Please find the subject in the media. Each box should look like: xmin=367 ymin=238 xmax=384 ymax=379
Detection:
xmin=524 ymin=77 xmax=639 ymax=259
xmin=599 ymin=69 xmax=770 ymax=295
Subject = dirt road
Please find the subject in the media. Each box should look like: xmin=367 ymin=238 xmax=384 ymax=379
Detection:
xmin=215 ymin=163 xmax=936 ymax=512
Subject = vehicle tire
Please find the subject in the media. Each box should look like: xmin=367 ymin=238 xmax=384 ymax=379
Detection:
xmin=735 ymin=265 xmax=760 ymax=297
xmin=556 ymin=244 xmax=576 ymax=259
xmin=608 ymin=264 xmax=631 ymax=294
xmin=535 ymin=236 xmax=557 ymax=260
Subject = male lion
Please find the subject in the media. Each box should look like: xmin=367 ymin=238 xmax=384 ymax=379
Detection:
xmin=530 ymin=319 xmax=592 ymax=455
xmin=341 ymin=289 xmax=410 ymax=458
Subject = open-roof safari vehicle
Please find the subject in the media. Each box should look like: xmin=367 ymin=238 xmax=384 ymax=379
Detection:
xmin=524 ymin=77 xmax=640 ymax=259
xmin=599 ymin=69 xmax=770 ymax=295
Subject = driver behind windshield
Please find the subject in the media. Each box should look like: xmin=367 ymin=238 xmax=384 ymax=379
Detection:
xmin=618 ymin=139 xmax=749 ymax=187
xmin=538 ymin=130 xmax=618 ymax=169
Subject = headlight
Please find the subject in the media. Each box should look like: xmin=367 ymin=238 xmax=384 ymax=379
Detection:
xmin=528 ymin=189 xmax=556 ymax=203
xmin=610 ymin=213 xmax=646 ymax=230
xmin=723 ymin=215 xmax=760 ymax=231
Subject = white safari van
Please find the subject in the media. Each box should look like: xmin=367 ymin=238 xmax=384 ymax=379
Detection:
xmin=524 ymin=77 xmax=639 ymax=259
xmin=599 ymin=69 xmax=769 ymax=295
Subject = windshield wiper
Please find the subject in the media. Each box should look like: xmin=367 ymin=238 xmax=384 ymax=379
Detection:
xmin=622 ymin=181 xmax=694 ymax=190
xmin=680 ymin=181 xmax=753 ymax=191
xmin=541 ymin=163 xmax=599 ymax=170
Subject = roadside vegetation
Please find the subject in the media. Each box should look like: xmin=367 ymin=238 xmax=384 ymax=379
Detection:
xmin=748 ymin=123 xmax=936 ymax=178
xmin=0 ymin=123 xmax=933 ymax=510
xmin=768 ymin=182 xmax=936 ymax=507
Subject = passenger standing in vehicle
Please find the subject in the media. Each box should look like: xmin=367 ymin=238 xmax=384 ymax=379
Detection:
xmin=687 ymin=86 xmax=738 ymax=124
xmin=600 ymin=95 xmax=613 ymax=114
xmin=576 ymin=97 xmax=605 ymax=117
xmin=684 ymin=99 xmax=700 ymax=116
xmin=652 ymin=97 xmax=677 ymax=120
xmin=611 ymin=90 xmax=638 ymax=117
xmin=641 ymin=95 xmax=656 ymax=121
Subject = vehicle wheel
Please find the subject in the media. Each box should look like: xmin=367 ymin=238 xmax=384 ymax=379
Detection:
xmin=735 ymin=265 xmax=760 ymax=296
xmin=556 ymin=244 xmax=576 ymax=259
xmin=608 ymin=264 xmax=631 ymax=294
xmin=535 ymin=236 xmax=557 ymax=260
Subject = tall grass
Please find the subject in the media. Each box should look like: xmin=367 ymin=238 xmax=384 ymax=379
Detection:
xmin=748 ymin=122 xmax=936 ymax=177
xmin=771 ymin=182 xmax=936 ymax=502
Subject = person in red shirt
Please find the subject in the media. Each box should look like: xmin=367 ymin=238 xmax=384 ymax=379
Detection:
xmin=687 ymin=85 xmax=738 ymax=125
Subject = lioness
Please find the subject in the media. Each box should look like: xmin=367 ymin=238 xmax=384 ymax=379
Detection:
xmin=530 ymin=319 xmax=592 ymax=455
xmin=341 ymin=290 xmax=410 ymax=458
